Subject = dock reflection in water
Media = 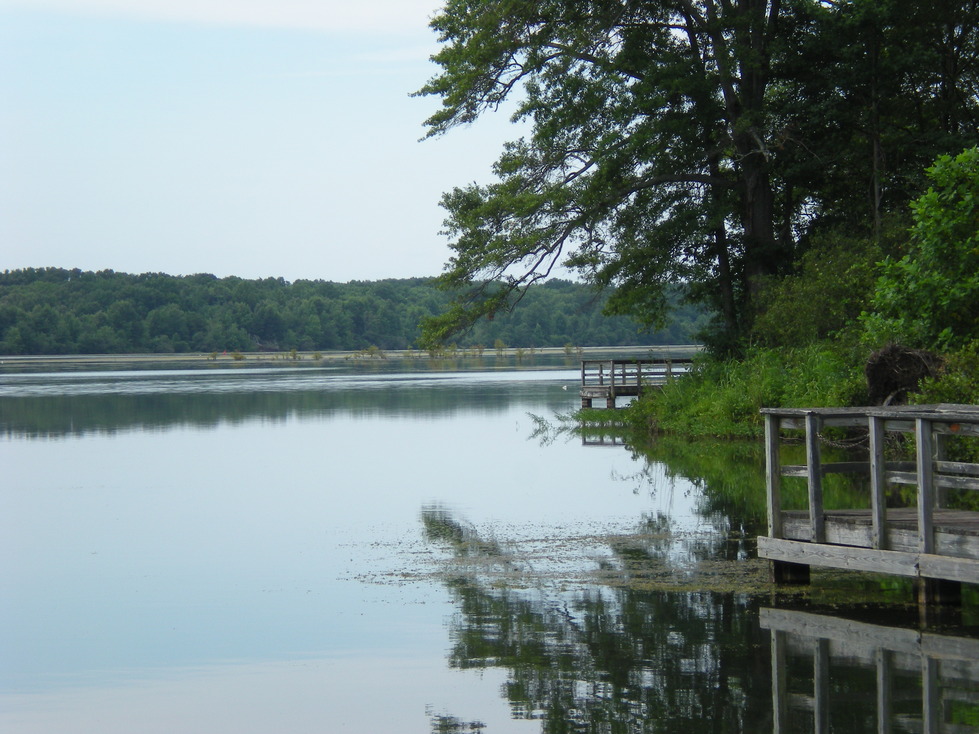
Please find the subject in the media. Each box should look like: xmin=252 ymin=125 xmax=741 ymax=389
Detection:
xmin=762 ymin=607 xmax=979 ymax=733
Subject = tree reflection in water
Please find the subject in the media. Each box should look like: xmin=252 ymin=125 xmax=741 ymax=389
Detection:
xmin=421 ymin=505 xmax=774 ymax=733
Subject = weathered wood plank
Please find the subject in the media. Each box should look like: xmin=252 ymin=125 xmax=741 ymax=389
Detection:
xmin=759 ymin=608 xmax=922 ymax=655
xmin=779 ymin=510 xmax=979 ymax=558
xmin=759 ymin=537 xmax=979 ymax=583
xmin=757 ymin=536 xmax=920 ymax=576
xmin=918 ymin=553 xmax=979 ymax=584
xmin=781 ymin=462 xmax=878 ymax=478
xmin=920 ymin=631 xmax=979 ymax=662
xmin=937 ymin=460 xmax=979 ymax=476
xmin=885 ymin=470 xmax=979 ymax=491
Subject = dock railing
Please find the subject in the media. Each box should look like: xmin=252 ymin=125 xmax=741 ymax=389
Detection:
xmin=579 ymin=358 xmax=691 ymax=409
xmin=759 ymin=404 xmax=979 ymax=600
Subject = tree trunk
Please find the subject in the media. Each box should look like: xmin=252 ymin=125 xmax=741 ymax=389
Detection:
xmin=740 ymin=148 xmax=778 ymax=301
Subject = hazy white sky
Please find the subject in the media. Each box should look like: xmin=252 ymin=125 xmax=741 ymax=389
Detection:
xmin=0 ymin=0 xmax=516 ymax=282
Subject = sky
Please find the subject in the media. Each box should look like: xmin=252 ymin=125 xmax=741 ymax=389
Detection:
xmin=0 ymin=0 xmax=518 ymax=282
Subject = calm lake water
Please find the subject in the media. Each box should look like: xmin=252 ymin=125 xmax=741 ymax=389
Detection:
xmin=2 ymin=357 xmax=978 ymax=733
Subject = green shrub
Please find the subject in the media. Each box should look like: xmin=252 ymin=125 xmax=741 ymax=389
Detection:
xmin=752 ymin=228 xmax=888 ymax=348
xmin=865 ymin=147 xmax=979 ymax=350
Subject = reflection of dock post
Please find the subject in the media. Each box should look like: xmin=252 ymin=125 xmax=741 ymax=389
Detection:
xmin=876 ymin=649 xmax=892 ymax=734
xmin=813 ymin=639 xmax=829 ymax=734
xmin=762 ymin=606 xmax=979 ymax=734
xmin=771 ymin=629 xmax=788 ymax=734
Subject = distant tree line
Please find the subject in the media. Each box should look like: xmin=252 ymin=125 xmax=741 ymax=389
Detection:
xmin=0 ymin=268 xmax=703 ymax=355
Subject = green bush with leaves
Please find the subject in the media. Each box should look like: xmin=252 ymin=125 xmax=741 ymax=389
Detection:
xmin=914 ymin=340 xmax=979 ymax=407
xmin=752 ymin=220 xmax=910 ymax=349
xmin=865 ymin=147 xmax=979 ymax=350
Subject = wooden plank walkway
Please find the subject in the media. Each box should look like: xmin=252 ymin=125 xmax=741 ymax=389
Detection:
xmin=761 ymin=606 xmax=979 ymax=734
xmin=758 ymin=404 xmax=979 ymax=602
xmin=579 ymin=357 xmax=692 ymax=409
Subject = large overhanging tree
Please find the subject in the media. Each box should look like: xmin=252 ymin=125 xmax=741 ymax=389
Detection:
xmin=416 ymin=0 xmax=979 ymax=351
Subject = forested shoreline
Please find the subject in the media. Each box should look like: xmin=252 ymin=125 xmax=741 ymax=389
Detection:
xmin=408 ymin=0 xmax=979 ymax=437
xmin=0 ymin=268 xmax=701 ymax=355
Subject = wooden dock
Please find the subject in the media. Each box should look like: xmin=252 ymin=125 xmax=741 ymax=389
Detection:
xmin=762 ymin=606 xmax=979 ymax=733
xmin=758 ymin=404 xmax=979 ymax=603
xmin=579 ymin=358 xmax=690 ymax=409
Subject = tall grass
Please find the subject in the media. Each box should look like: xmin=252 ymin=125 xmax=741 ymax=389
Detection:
xmin=625 ymin=345 xmax=867 ymax=438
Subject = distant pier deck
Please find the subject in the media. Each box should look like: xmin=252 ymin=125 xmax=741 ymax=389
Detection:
xmin=758 ymin=404 xmax=979 ymax=603
xmin=579 ymin=358 xmax=691 ymax=409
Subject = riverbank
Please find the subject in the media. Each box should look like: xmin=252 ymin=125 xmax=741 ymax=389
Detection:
xmin=619 ymin=344 xmax=871 ymax=439
xmin=623 ymin=342 xmax=979 ymax=441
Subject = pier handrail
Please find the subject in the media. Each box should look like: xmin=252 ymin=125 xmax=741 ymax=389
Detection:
xmin=762 ymin=404 xmax=979 ymax=555
xmin=579 ymin=357 xmax=689 ymax=387
xmin=579 ymin=357 xmax=694 ymax=409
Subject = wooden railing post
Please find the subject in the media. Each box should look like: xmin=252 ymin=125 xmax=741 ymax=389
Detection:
xmin=806 ymin=411 xmax=825 ymax=543
xmin=765 ymin=413 xmax=783 ymax=539
xmin=916 ymin=417 xmax=935 ymax=554
xmin=869 ymin=415 xmax=887 ymax=550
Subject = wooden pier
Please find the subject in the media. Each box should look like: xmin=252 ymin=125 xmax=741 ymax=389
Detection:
xmin=579 ymin=358 xmax=690 ymax=409
xmin=758 ymin=404 xmax=979 ymax=602
xmin=762 ymin=606 xmax=979 ymax=733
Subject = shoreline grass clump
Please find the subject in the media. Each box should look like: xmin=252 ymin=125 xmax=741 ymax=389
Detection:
xmin=622 ymin=345 xmax=867 ymax=439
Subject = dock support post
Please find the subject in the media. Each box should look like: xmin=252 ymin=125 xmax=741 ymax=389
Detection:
xmin=773 ymin=561 xmax=811 ymax=585
xmin=917 ymin=577 xmax=962 ymax=608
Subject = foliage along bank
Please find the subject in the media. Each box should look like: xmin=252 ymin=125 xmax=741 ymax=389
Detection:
xmin=623 ymin=147 xmax=979 ymax=440
xmin=0 ymin=270 xmax=703 ymax=355
xmin=416 ymin=0 xmax=979 ymax=353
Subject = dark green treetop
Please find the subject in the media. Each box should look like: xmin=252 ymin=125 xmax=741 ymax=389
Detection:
xmin=416 ymin=0 xmax=979 ymax=352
